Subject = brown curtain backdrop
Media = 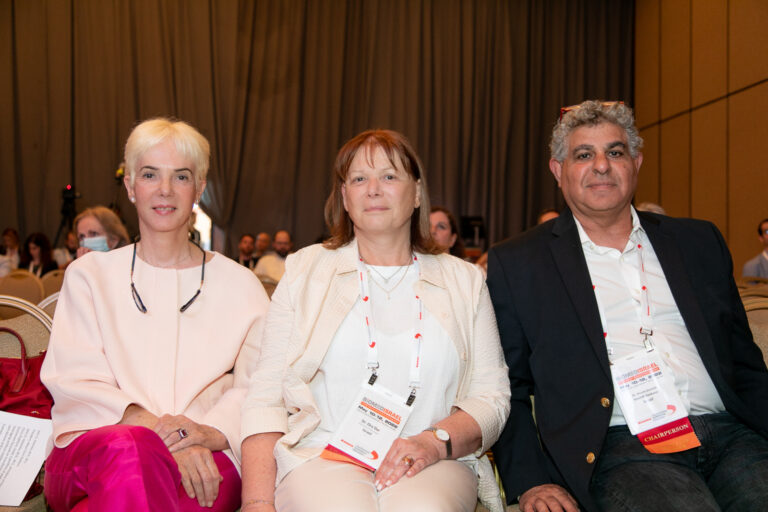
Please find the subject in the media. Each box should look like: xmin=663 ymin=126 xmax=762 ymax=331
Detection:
xmin=0 ymin=0 xmax=634 ymax=254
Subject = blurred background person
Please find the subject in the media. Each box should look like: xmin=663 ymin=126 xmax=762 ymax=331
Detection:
xmin=240 ymin=129 xmax=509 ymax=512
xmin=21 ymin=232 xmax=58 ymax=277
xmin=237 ymin=234 xmax=258 ymax=269
xmin=536 ymin=208 xmax=559 ymax=225
xmin=254 ymin=232 xmax=271 ymax=259
xmin=53 ymin=231 xmax=79 ymax=269
xmin=636 ymin=201 xmax=667 ymax=215
xmin=74 ymin=206 xmax=130 ymax=258
xmin=1 ymin=227 xmax=21 ymax=269
xmin=42 ymin=118 xmax=269 ymax=512
xmin=253 ymin=230 xmax=292 ymax=282
xmin=743 ymin=218 xmax=768 ymax=278
xmin=430 ymin=206 xmax=466 ymax=258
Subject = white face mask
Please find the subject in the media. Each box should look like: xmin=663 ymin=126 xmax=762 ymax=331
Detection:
xmin=81 ymin=236 xmax=110 ymax=252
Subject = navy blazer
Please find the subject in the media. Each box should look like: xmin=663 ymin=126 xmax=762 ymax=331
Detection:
xmin=486 ymin=208 xmax=768 ymax=511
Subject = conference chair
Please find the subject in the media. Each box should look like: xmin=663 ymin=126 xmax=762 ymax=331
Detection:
xmin=0 ymin=295 xmax=53 ymax=512
xmin=40 ymin=269 xmax=65 ymax=298
xmin=0 ymin=271 xmax=45 ymax=318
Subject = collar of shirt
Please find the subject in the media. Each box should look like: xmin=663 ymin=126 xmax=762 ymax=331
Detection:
xmin=573 ymin=206 xmax=645 ymax=256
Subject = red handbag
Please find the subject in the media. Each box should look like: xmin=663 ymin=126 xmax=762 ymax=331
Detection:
xmin=0 ymin=326 xmax=53 ymax=419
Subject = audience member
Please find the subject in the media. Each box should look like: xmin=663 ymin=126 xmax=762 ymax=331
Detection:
xmin=430 ymin=206 xmax=466 ymax=258
xmin=254 ymin=232 xmax=271 ymax=258
xmin=53 ymin=231 xmax=79 ymax=269
xmin=742 ymin=218 xmax=768 ymax=278
xmin=487 ymin=100 xmax=768 ymax=511
xmin=237 ymin=234 xmax=258 ymax=269
xmin=536 ymin=208 xmax=559 ymax=224
xmin=41 ymin=117 xmax=269 ymax=511
xmin=1 ymin=227 xmax=21 ymax=270
xmin=253 ymin=230 xmax=292 ymax=282
xmin=74 ymin=206 xmax=130 ymax=258
xmin=240 ymin=128 xmax=510 ymax=512
xmin=636 ymin=201 xmax=667 ymax=215
xmin=21 ymin=232 xmax=58 ymax=277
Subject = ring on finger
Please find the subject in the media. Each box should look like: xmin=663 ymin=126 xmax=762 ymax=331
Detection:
xmin=401 ymin=456 xmax=414 ymax=468
xmin=177 ymin=427 xmax=189 ymax=440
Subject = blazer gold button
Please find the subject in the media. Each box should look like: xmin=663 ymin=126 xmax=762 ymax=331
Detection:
xmin=586 ymin=452 xmax=596 ymax=464
xmin=601 ymin=397 xmax=611 ymax=408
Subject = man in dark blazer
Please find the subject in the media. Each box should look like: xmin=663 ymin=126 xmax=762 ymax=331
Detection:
xmin=487 ymin=100 xmax=768 ymax=512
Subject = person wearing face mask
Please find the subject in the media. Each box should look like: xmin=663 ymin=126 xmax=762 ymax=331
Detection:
xmin=73 ymin=206 xmax=130 ymax=257
xmin=41 ymin=118 xmax=269 ymax=511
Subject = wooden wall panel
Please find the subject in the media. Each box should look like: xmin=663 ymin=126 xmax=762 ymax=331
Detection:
xmin=659 ymin=114 xmax=690 ymax=217
xmin=636 ymin=125 xmax=660 ymax=205
xmin=729 ymin=82 xmax=768 ymax=273
xmin=691 ymin=100 xmax=727 ymax=236
xmin=635 ymin=0 xmax=660 ymax=128
xmin=691 ymin=0 xmax=727 ymax=106
xmin=729 ymin=0 xmax=768 ymax=92
xmin=660 ymin=0 xmax=691 ymax=119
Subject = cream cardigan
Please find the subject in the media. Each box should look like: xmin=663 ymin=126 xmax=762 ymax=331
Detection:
xmin=241 ymin=240 xmax=510 ymax=483
xmin=41 ymin=246 xmax=269 ymax=465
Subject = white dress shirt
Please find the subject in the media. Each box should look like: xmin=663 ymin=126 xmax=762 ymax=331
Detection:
xmin=574 ymin=207 xmax=725 ymax=427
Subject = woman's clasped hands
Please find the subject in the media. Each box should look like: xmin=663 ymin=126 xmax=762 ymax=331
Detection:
xmin=373 ymin=431 xmax=444 ymax=491
xmin=154 ymin=414 xmax=228 ymax=508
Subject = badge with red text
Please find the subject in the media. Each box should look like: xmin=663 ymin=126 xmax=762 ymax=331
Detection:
xmin=610 ymin=349 xmax=701 ymax=453
xmin=322 ymin=380 xmax=413 ymax=471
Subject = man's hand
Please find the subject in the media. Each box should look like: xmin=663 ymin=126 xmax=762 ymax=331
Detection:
xmin=172 ymin=445 xmax=222 ymax=508
xmin=519 ymin=484 xmax=579 ymax=512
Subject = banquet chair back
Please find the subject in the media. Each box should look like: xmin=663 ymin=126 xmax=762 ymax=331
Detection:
xmin=259 ymin=276 xmax=278 ymax=299
xmin=38 ymin=292 xmax=60 ymax=319
xmin=744 ymin=298 xmax=768 ymax=366
xmin=40 ymin=269 xmax=65 ymax=298
xmin=0 ymin=271 xmax=46 ymax=318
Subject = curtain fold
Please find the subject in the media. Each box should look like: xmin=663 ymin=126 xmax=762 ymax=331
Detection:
xmin=0 ymin=0 xmax=634 ymax=253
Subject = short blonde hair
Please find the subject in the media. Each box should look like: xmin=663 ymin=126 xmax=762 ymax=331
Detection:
xmin=124 ymin=118 xmax=210 ymax=189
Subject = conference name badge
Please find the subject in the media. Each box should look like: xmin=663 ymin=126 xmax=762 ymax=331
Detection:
xmin=610 ymin=349 xmax=701 ymax=454
xmin=322 ymin=380 xmax=413 ymax=471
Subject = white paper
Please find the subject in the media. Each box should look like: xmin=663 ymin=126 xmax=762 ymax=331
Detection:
xmin=0 ymin=411 xmax=53 ymax=506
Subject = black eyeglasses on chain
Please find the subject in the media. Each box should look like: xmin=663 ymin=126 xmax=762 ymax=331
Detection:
xmin=130 ymin=240 xmax=206 ymax=314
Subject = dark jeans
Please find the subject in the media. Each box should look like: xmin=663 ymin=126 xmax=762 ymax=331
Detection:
xmin=589 ymin=412 xmax=768 ymax=512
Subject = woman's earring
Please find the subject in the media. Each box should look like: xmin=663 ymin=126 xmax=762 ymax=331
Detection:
xmin=129 ymin=197 xmax=136 ymax=203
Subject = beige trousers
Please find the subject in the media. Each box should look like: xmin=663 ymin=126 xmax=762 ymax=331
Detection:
xmin=274 ymin=457 xmax=478 ymax=512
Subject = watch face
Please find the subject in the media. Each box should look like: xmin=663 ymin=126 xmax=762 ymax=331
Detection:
xmin=435 ymin=428 xmax=450 ymax=442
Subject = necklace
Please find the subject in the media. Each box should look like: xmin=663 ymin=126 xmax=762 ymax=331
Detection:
xmin=366 ymin=256 xmax=413 ymax=300
xmin=368 ymin=264 xmax=405 ymax=283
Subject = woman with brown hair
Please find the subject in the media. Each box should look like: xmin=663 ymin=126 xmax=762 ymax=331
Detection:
xmin=240 ymin=129 xmax=510 ymax=512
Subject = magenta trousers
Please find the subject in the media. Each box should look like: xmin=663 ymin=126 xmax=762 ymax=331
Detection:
xmin=44 ymin=425 xmax=241 ymax=512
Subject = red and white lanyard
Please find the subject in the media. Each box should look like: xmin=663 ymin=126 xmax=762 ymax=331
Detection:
xmin=356 ymin=254 xmax=423 ymax=406
xmin=591 ymin=239 xmax=656 ymax=360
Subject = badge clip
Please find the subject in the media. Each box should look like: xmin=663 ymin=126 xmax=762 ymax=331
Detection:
xmin=640 ymin=327 xmax=654 ymax=352
xmin=368 ymin=371 xmax=378 ymax=385
xmin=406 ymin=388 xmax=417 ymax=406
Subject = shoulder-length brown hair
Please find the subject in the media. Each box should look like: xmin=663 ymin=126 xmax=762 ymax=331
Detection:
xmin=324 ymin=129 xmax=441 ymax=254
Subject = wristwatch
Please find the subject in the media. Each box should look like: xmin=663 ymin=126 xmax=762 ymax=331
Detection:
xmin=424 ymin=426 xmax=452 ymax=458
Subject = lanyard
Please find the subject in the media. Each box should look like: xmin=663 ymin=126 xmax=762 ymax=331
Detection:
xmin=591 ymin=238 xmax=656 ymax=358
xmin=356 ymin=254 xmax=422 ymax=406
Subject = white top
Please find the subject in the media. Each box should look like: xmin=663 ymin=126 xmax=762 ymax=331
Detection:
xmin=298 ymin=264 xmax=460 ymax=450
xmin=254 ymin=253 xmax=287 ymax=282
xmin=41 ymin=245 xmax=270 ymax=465
xmin=574 ymin=207 xmax=725 ymax=427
